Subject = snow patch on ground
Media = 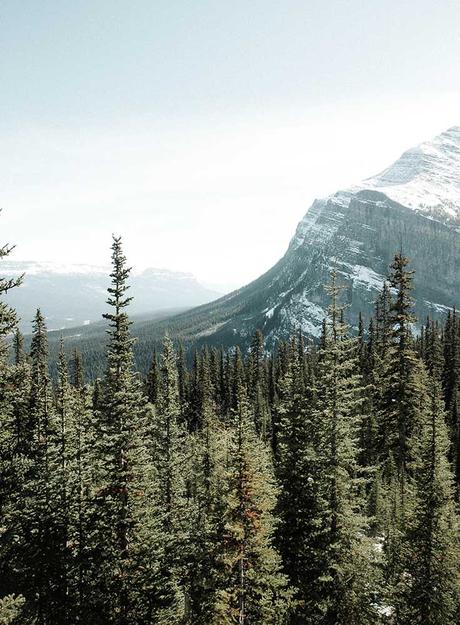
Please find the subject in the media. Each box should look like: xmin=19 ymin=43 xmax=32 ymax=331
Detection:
xmin=335 ymin=262 xmax=385 ymax=291
xmin=423 ymin=300 xmax=454 ymax=315
xmin=195 ymin=321 xmax=228 ymax=338
xmin=279 ymin=294 xmax=325 ymax=338
xmin=264 ymin=306 xmax=276 ymax=319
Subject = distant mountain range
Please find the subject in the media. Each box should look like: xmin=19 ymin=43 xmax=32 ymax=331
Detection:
xmin=3 ymin=261 xmax=221 ymax=332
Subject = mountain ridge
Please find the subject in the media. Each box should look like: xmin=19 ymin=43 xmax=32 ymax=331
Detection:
xmin=151 ymin=127 xmax=460 ymax=347
xmin=39 ymin=127 xmax=460 ymax=366
xmin=3 ymin=260 xmax=221 ymax=332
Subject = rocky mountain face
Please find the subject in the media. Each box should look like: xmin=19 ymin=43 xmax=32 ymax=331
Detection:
xmin=3 ymin=262 xmax=220 ymax=332
xmin=149 ymin=127 xmax=460 ymax=348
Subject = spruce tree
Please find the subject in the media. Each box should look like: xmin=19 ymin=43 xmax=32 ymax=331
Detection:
xmin=376 ymin=255 xmax=426 ymax=586
xmin=0 ymin=242 xmax=25 ymax=614
xmin=312 ymin=273 xmax=379 ymax=625
xmin=91 ymin=236 xmax=175 ymax=624
xmin=248 ymin=330 xmax=271 ymax=440
xmin=150 ymin=334 xmax=187 ymax=619
xmin=0 ymin=231 xmax=22 ymax=342
xmin=394 ymin=362 xmax=460 ymax=624
xmin=182 ymin=352 xmax=228 ymax=624
xmin=215 ymin=350 xmax=293 ymax=625
xmin=275 ymin=332 xmax=322 ymax=624
xmin=443 ymin=309 xmax=460 ymax=492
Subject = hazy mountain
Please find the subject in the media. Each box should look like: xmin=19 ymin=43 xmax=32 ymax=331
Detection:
xmin=3 ymin=261 xmax=221 ymax=332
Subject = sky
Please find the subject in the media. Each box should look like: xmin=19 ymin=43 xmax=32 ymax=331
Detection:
xmin=1 ymin=1 xmax=460 ymax=291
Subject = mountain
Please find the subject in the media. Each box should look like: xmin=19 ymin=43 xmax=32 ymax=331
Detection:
xmin=139 ymin=126 xmax=460 ymax=349
xmin=3 ymin=261 xmax=221 ymax=332
xmin=36 ymin=126 xmax=460 ymax=374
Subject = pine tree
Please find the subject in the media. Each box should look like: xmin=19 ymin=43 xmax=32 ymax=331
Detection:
xmin=215 ymin=350 xmax=293 ymax=624
xmin=377 ymin=255 xmax=422 ymax=505
xmin=374 ymin=255 xmax=427 ymax=588
xmin=394 ymin=361 xmax=460 ymax=624
xmin=29 ymin=310 xmax=58 ymax=623
xmin=177 ymin=342 xmax=190 ymax=426
xmin=146 ymin=348 xmax=160 ymax=404
xmin=443 ymin=309 xmax=460 ymax=492
xmin=0 ymin=229 xmax=22 ymax=343
xmin=12 ymin=328 xmax=25 ymax=365
xmin=91 ymin=236 xmax=175 ymax=624
xmin=182 ymin=353 xmax=228 ymax=624
xmin=312 ymin=273 xmax=379 ymax=625
xmin=146 ymin=335 xmax=187 ymax=620
xmin=275 ymin=332 xmax=322 ymax=624
xmin=248 ymin=330 xmax=271 ymax=440
xmin=0 ymin=241 xmax=26 ymax=615
xmin=2 ymin=310 xmax=61 ymax=623
xmin=70 ymin=348 xmax=85 ymax=389
xmin=65 ymin=349 xmax=97 ymax=623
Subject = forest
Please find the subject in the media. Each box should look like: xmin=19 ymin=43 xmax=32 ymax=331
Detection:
xmin=0 ymin=235 xmax=459 ymax=625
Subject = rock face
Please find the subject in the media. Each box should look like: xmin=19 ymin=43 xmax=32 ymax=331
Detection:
xmin=154 ymin=127 xmax=460 ymax=348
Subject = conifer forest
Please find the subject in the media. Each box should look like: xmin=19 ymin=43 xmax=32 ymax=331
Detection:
xmin=0 ymin=234 xmax=459 ymax=625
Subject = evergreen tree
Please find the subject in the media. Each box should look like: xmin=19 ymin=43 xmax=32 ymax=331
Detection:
xmin=312 ymin=273 xmax=379 ymax=625
xmin=70 ymin=348 xmax=85 ymax=389
xmin=91 ymin=236 xmax=175 ymax=624
xmin=394 ymin=363 xmax=460 ymax=624
xmin=146 ymin=348 xmax=160 ymax=405
xmin=182 ymin=353 xmax=228 ymax=624
xmin=248 ymin=330 xmax=271 ymax=440
xmin=0 ymin=230 xmax=22 ymax=342
xmin=377 ymin=255 xmax=422 ymax=505
xmin=150 ymin=334 xmax=187 ymax=619
xmin=215 ymin=350 xmax=293 ymax=624
xmin=0 ymin=242 xmax=26 ymax=617
xmin=12 ymin=328 xmax=25 ymax=365
xmin=443 ymin=309 xmax=460 ymax=492
xmin=275 ymin=331 xmax=321 ymax=624
xmin=66 ymin=349 xmax=97 ymax=623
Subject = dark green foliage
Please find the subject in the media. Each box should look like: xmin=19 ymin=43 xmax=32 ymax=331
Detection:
xmin=214 ymin=362 xmax=293 ymax=624
xmin=393 ymin=365 xmax=460 ymax=624
xmin=1 ymin=245 xmax=459 ymax=624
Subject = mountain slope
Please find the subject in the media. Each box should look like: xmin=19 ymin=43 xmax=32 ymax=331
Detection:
xmin=40 ymin=126 xmax=460 ymax=372
xmin=3 ymin=261 xmax=220 ymax=332
xmin=144 ymin=127 xmax=460 ymax=348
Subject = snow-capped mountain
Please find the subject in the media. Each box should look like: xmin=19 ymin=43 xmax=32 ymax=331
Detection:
xmin=293 ymin=126 xmax=460 ymax=249
xmin=3 ymin=261 xmax=221 ymax=332
xmin=143 ymin=126 xmax=460 ymax=348
xmin=360 ymin=126 xmax=460 ymax=223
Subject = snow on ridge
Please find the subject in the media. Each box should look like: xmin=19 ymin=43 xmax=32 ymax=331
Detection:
xmin=1 ymin=260 xmax=202 ymax=282
xmin=423 ymin=300 xmax=454 ymax=315
xmin=346 ymin=264 xmax=385 ymax=291
xmin=278 ymin=293 xmax=326 ymax=339
xmin=292 ymin=126 xmax=460 ymax=251
xmin=1 ymin=261 xmax=110 ymax=276
xmin=354 ymin=126 xmax=460 ymax=217
xmin=137 ymin=267 xmax=197 ymax=280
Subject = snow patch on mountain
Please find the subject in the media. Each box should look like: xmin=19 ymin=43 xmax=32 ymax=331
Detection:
xmin=358 ymin=126 xmax=460 ymax=219
xmin=293 ymin=127 xmax=460 ymax=252
xmin=2 ymin=261 xmax=109 ymax=276
xmin=337 ymin=263 xmax=385 ymax=292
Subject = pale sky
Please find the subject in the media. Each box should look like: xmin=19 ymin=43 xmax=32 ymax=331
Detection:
xmin=2 ymin=1 xmax=460 ymax=290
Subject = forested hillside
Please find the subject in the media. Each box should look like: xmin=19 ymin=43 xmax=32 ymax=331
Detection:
xmin=1 ymin=235 xmax=459 ymax=624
